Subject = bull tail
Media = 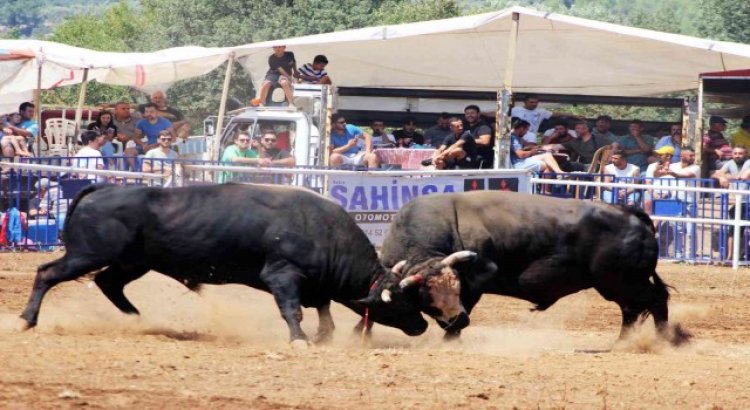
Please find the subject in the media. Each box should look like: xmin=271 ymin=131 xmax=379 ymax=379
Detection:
xmin=639 ymin=271 xmax=672 ymax=321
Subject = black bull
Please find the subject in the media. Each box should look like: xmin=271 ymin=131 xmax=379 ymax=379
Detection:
xmin=20 ymin=184 xmax=428 ymax=342
xmin=380 ymin=190 xmax=691 ymax=345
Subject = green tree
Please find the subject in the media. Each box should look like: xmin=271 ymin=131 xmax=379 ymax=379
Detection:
xmin=698 ymin=0 xmax=750 ymax=43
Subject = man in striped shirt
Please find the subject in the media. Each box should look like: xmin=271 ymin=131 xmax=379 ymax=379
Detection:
xmin=295 ymin=55 xmax=331 ymax=85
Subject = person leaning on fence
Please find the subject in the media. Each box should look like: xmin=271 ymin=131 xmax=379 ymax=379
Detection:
xmin=219 ymin=132 xmax=259 ymax=183
xmin=295 ymin=54 xmax=331 ymax=85
xmin=431 ymin=117 xmax=478 ymax=170
xmin=142 ymin=131 xmax=178 ymax=185
xmin=712 ymin=145 xmax=750 ymax=188
xmin=601 ymin=150 xmax=640 ymax=206
xmin=509 ymin=118 xmax=566 ymax=175
xmin=328 ymin=113 xmax=380 ymax=169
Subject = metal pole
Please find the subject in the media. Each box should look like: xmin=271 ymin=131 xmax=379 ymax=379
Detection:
xmin=33 ymin=62 xmax=42 ymax=156
xmin=495 ymin=11 xmax=520 ymax=169
xmin=733 ymin=193 xmax=742 ymax=270
xmin=695 ymin=79 xmax=704 ymax=170
xmin=73 ymin=67 xmax=89 ymax=152
xmin=212 ymin=53 xmax=234 ymax=164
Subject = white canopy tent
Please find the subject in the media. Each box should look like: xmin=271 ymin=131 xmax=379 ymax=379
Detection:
xmin=233 ymin=6 xmax=750 ymax=97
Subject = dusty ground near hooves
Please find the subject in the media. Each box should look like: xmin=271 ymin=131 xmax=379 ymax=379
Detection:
xmin=2 ymin=252 xmax=750 ymax=409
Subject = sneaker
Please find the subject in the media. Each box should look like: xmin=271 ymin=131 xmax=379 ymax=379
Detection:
xmin=250 ymin=98 xmax=262 ymax=107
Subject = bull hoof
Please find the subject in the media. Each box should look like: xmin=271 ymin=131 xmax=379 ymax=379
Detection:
xmin=669 ymin=324 xmax=693 ymax=346
xmin=16 ymin=317 xmax=35 ymax=332
xmin=443 ymin=331 xmax=462 ymax=342
xmin=290 ymin=339 xmax=311 ymax=350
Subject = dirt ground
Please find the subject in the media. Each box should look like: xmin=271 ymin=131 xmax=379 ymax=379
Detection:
xmin=2 ymin=253 xmax=750 ymax=409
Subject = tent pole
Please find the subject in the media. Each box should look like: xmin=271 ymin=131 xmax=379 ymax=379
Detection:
xmin=212 ymin=53 xmax=234 ymax=165
xmin=73 ymin=68 xmax=89 ymax=152
xmin=695 ymin=79 xmax=704 ymax=171
xmin=495 ymin=11 xmax=520 ymax=169
xmin=34 ymin=62 xmax=42 ymax=156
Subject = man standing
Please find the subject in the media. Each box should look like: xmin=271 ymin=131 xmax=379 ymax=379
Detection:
xmin=703 ymin=115 xmax=732 ymax=173
xmin=464 ymin=105 xmax=494 ymax=169
xmin=329 ymin=114 xmax=379 ymax=169
xmin=655 ymin=123 xmax=683 ymax=163
xmin=615 ymin=120 xmax=654 ymax=173
xmin=258 ymin=131 xmax=295 ymax=167
xmin=392 ymin=116 xmax=424 ymax=147
xmin=296 ymin=55 xmax=331 ymax=85
xmin=712 ymin=145 xmax=750 ymax=188
xmin=731 ymin=116 xmax=750 ymax=148
xmin=423 ymin=112 xmax=452 ymax=148
xmin=251 ymin=45 xmax=298 ymax=107
xmin=135 ymin=103 xmax=174 ymax=154
xmin=431 ymin=117 xmax=478 ymax=170
xmin=511 ymin=95 xmax=553 ymax=134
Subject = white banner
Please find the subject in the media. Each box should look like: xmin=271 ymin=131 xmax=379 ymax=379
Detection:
xmin=328 ymin=171 xmax=530 ymax=246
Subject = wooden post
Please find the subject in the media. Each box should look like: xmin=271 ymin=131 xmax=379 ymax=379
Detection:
xmin=73 ymin=68 xmax=89 ymax=153
xmin=33 ymin=62 xmax=42 ymax=156
xmin=212 ymin=53 xmax=235 ymax=164
xmin=495 ymin=11 xmax=520 ymax=169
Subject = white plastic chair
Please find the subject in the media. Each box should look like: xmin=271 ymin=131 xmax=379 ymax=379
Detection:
xmin=44 ymin=118 xmax=76 ymax=156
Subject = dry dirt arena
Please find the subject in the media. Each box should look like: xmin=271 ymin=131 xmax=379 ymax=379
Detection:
xmin=2 ymin=253 xmax=750 ymax=409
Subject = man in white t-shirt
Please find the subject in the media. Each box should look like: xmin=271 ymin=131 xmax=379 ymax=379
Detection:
xmin=511 ymin=94 xmax=577 ymax=135
xmin=602 ymin=150 xmax=640 ymax=205
xmin=712 ymin=146 xmax=750 ymax=188
xmin=143 ymin=131 xmax=178 ymax=186
xmin=644 ymin=145 xmax=676 ymax=213
xmin=74 ymin=130 xmax=106 ymax=182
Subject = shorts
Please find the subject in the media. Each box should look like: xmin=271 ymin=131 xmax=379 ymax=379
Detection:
xmin=513 ymin=157 xmax=544 ymax=173
xmin=340 ymin=152 xmax=367 ymax=166
xmin=264 ymin=72 xmax=291 ymax=87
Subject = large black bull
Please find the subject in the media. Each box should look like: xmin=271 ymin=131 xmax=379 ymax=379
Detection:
xmin=20 ymin=184 xmax=428 ymax=343
xmin=380 ymin=190 xmax=690 ymax=345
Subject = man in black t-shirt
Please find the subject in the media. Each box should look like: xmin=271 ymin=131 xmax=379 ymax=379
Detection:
xmin=431 ymin=117 xmax=478 ymax=169
xmin=258 ymin=131 xmax=295 ymax=167
xmin=251 ymin=45 xmax=298 ymax=107
xmin=464 ymin=104 xmax=494 ymax=168
xmin=392 ymin=116 xmax=425 ymax=147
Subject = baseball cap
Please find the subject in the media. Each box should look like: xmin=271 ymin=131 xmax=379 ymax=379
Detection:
xmin=709 ymin=115 xmax=728 ymax=125
xmin=653 ymin=146 xmax=675 ymax=155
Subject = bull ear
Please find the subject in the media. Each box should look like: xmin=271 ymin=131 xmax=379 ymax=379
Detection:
xmin=391 ymin=260 xmax=407 ymax=275
xmin=440 ymin=251 xmax=477 ymax=267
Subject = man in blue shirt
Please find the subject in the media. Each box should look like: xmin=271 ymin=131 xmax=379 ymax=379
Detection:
xmin=329 ymin=113 xmax=380 ymax=168
xmin=654 ymin=123 xmax=682 ymax=163
xmin=135 ymin=103 xmax=174 ymax=154
xmin=1 ymin=102 xmax=38 ymax=156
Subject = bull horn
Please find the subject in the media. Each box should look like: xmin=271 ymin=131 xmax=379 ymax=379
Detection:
xmin=399 ymin=274 xmax=423 ymax=289
xmin=391 ymin=260 xmax=407 ymax=274
xmin=440 ymin=251 xmax=477 ymax=267
xmin=381 ymin=289 xmax=392 ymax=303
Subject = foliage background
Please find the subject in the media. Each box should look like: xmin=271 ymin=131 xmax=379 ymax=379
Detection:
xmin=1 ymin=0 xmax=748 ymax=128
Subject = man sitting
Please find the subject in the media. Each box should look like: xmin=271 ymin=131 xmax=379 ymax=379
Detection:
xmin=509 ymin=119 xmax=566 ymax=174
xmin=654 ymin=123 xmax=683 ymax=164
xmin=296 ymin=54 xmax=331 ymax=85
xmin=731 ymin=116 xmax=750 ymax=148
xmin=251 ymin=45 xmax=298 ymax=107
xmin=257 ymin=131 xmax=295 ymax=167
xmin=592 ymin=115 xmax=617 ymax=141
xmin=392 ymin=116 xmax=424 ymax=147
xmin=74 ymin=130 xmax=106 ymax=182
xmin=712 ymin=145 xmax=750 ymax=188
xmin=1 ymin=112 xmax=32 ymax=157
xmin=142 ymin=131 xmax=178 ymax=186
xmin=219 ymin=132 xmax=259 ymax=183
xmin=135 ymin=103 xmax=174 ymax=154
xmin=328 ymin=114 xmax=379 ymax=169
xmin=1 ymin=103 xmax=37 ymax=157
xmin=601 ymin=150 xmax=640 ymax=205
xmin=431 ymin=117 xmax=478 ymax=170
xmin=561 ymin=120 xmax=612 ymax=168
xmin=541 ymin=118 xmax=576 ymax=145
xmin=140 ymin=91 xmax=190 ymax=141
xmin=370 ymin=119 xmax=396 ymax=147
xmin=423 ymin=112 xmax=452 ymax=148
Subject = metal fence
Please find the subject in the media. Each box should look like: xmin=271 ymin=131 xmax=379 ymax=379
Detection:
xmin=2 ymin=156 xmax=750 ymax=269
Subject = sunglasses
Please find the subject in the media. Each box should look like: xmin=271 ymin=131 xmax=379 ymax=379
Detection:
xmin=263 ymin=138 xmax=277 ymax=142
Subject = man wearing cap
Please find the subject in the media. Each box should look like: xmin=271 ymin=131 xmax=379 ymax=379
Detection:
xmin=655 ymin=123 xmax=682 ymax=163
xmin=731 ymin=116 xmax=750 ymax=148
xmin=703 ymin=115 xmax=732 ymax=174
